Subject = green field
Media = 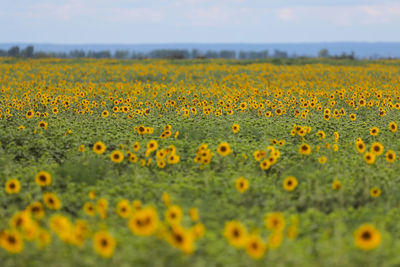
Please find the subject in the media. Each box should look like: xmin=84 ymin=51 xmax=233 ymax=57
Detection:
xmin=1 ymin=58 xmax=400 ymax=266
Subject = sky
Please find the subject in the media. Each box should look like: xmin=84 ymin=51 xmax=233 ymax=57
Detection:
xmin=1 ymin=0 xmax=400 ymax=44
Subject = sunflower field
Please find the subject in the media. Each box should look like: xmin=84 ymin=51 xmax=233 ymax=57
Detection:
xmin=1 ymin=58 xmax=400 ymax=266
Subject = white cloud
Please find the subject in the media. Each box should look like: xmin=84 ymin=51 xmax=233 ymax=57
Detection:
xmin=277 ymin=8 xmax=295 ymax=21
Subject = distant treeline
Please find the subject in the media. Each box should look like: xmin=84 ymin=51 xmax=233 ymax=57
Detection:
xmin=0 ymin=45 xmax=357 ymax=60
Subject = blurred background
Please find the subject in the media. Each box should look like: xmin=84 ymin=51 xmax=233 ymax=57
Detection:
xmin=1 ymin=0 xmax=399 ymax=59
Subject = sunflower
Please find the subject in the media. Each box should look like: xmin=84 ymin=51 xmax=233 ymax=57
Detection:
xmin=189 ymin=208 xmax=199 ymax=222
xmin=217 ymin=142 xmax=232 ymax=157
xmin=354 ymin=224 xmax=381 ymax=250
xmin=78 ymin=144 xmax=85 ymax=152
xmin=286 ymin=225 xmax=299 ymax=240
xmin=167 ymin=154 xmax=180 ymax=164
xmin=364 ymin=152 xmax=376 ymax=164
xmin=167 ymin=225 xmax=194 ymax=254
xmin=27 ymin=201 xmax=45 ymax=219
xmin=165 ymin=205 xmax=183 ymax=225
xmin=349 ymin=114 xmax=356 ymax=121
xmin=38 ymin=121 xmax=48 ymax=130
xmin=101 ymin=110 xmax=109 ymax=118
xmin=223 ymin=221 xmax=247 ymax=248
xmin=10 ymin=211 xmax=31 ymax=229
xmin=132 ymin=200 xmax=142 ymax=211
xmin=265 ymin=212 xmax=285 ymax=231
xmin=147 ymin=140 xmax=158 ymax=153
xmin=370 ymin=187 xmax=381 ymax=198
xmin=128 ymin=206 xmax=159 ymax=236
xmin=232 ymin=123 xmax=240 ymax=134
xmin=128 ymin=153 xmax=138 ymax=163
xmin=355 ymin=141 xmax=365 ymax=153
xmin=93 ymin=141 xmax=106 ymax=155
xmin=161 ymin=192 xmax=171 ymax=207
xmin=133 ymin=142 xmax=140 ymax=151
xmin=235 ymin=177 xmax=249 ymax=193
xmin=110 ymin=150 xmax=124 ymax=163
xmin=316 ymin=130 xmax=326 ymax=139
xmin=191 ymin=223 xmax=205 ymax=239
xmin=318 ymin=156 xmax=327 ymax=164
xmin=97 ymin=198 xmax=108 ymax=219
xmin=385 ymin=150 xmax=396 ymax=163
xmin=299 ymin=143 xmax=311 ymax=155
xmin=35 ymin=171 xmax=52 ymax=187
xmin=5 ymin=179 xmax=20 ymax=194
xmin=332 ymin=180 xmax=341 ymax=191
xmin=89 ymin=190 xmax=96 ymax=199
xmin=370 ymin=142 xmax=384 ymax=156
xmin=268 ymin=231 xmax=283 ymax=249
xmin=283 ymin=176 xmax=298 ymax=192
xmin=370 ymin=127 xmax=379 ymax=136
xmin=93 ymin=231 xmax=116 ymax=258
xmin=389 ymin=121 xmax=397 ymax=133
xmin=26 ymin=110 xmax=34 ymax=119
xmin=260 ymin=159 xmax=271 ymax=170
xmin=245 ymin=234 xmax=266 ymax=259
xmin=113 ymin=199 xmax=130 ymax=218
xmin=83 ymin=202 xmax=96 ymax=216
xmin=0 ymin=229 xmax=24 ymax=254
xmin=43 ymin=192 xmax=61 ymax=210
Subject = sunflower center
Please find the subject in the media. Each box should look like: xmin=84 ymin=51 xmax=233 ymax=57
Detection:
xmin=101 ymin=238 xmax=108 ymax=247
xmin=174 ymin=233 xmax=183 ymax=243
xmin=233 ymin=229 xmax=240 ymax=237
xmin=7 ymin=236 xmax=16 ymax=244
xmin=361 ymin=231 xmax=372 ymax=240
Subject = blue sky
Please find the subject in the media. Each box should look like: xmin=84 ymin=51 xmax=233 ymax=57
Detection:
xmin=1 ymin=0 xmax=400 ymax=43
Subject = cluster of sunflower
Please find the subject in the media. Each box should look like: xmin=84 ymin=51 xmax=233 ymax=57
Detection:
xmin=91 ymin=139 xmax=181 ymax=168
xmin=194 ymin=143 xmax=214 ymax=167
xmin=253 ymin=146 xmax=281 ymax=170
xmin=1 ymin=171 xmax=91 ymax=254
xmin=354 ymin=123 xmax=397 ymax=164
xmin=0 ymin=59 xmax=400 ymax=123
xmin=223 ymin=213 xmax=298 ymax=259
xmin=85 ymin=192 xmax=205 ymax=256
xmin=160 ymin=124 xmax=179 ymax=139
xmin=134 ymin=125 xmax=154 ymax=135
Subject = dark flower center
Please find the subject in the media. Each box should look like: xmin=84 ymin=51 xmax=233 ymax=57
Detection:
xmin=361 ymin=231 xmax=372 ymax=240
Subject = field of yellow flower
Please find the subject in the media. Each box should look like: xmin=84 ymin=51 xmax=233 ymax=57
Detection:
xmin=1 ymin=58 xmax=400 ymax=266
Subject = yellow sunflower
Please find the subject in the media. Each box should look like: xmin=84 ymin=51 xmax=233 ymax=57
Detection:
xmin=35 ymin=171 xmax=52 ymax=187
xmin=354 ymin=224 xmax=381 ymax=250
xmin=93 ymin=231 xmax=116 ymax=258
xmin=5 ymin=179 xmax=21 ymax=194
xmin=93 ymin=141 xmax=106 ymax=155
xmin=110 ymin=150 xmax=124 ymax=163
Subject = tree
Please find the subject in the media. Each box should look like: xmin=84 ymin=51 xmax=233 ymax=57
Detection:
xmin=114 ymin=50 xmax=130 ymax=59
xmin=69 ymin=50 xmax=86 ymax=58
xmin=8 ymin=46 xmax=20 ymax=57
xmin=273 ymin=49 xmax=288 ymax=59
xmin=318 ymin=49 xmax=329 ymax=58
xmin=21 ymin=45 xmax=34 ymax=58
xmin=219 ymin=50 xmax=236 ymax=59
